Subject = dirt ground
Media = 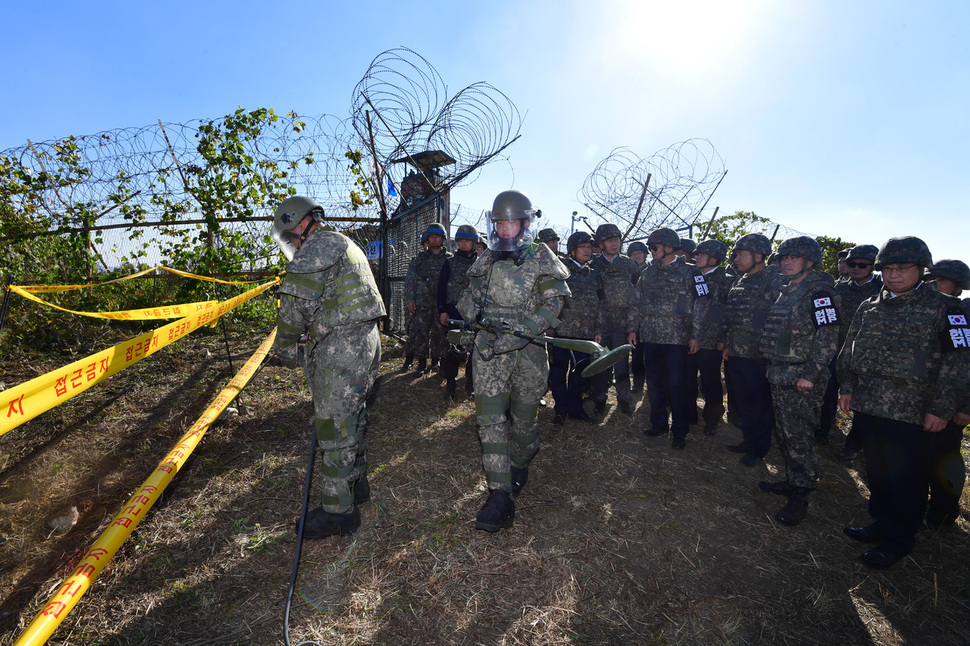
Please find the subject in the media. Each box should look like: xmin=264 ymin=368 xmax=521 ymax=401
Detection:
xmin=1 ymin=326 xmax=968 ymax=645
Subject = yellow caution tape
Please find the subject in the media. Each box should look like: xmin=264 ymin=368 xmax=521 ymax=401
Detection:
xmin=11 ymin=328 xmax=278 ymax=646
xmin=0 ymin=278 xmax=278 ymax=438
xmin=157 ymin=266 xmax=274 ymax=285
xmin=18 ymin=266 xmax=159 ymax=294
xmin=9 ymin=285 xmax=219 ymax=321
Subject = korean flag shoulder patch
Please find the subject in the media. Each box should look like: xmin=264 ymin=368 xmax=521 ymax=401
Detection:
xmin=811 ymin=290 xmax=839 ymax=327
xmin=693 ymin=273 xmax=710 ymax=298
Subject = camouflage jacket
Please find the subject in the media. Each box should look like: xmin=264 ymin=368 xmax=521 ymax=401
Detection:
xmin=835 ymin=273 xmax=883 ymax=344
xmin=630 ymin=256 xmax=711 ymax=345
xmin=759 ymin=270 xmax=841 ymax=385
xmin=723 ymin=266 xmax=785 ymax=359
xmin=274 ymin=229 xmax=386 ymax=368
xmin=436 ymin=249 xmax=478 ymax=320
xmin=404 ymin=248 xmax=452 ymax=307
xmin=695 ymin=265 xmax=735 ymax=350
xmin=457 ymin=242 xmax=570 ymax=355
xmin=837 ymin=282 xmax=970 ymax=425
xmin=590 ymin=252 xmax=639 ymax=330
xmin=557 ymin=257 xmax=605 ymax=340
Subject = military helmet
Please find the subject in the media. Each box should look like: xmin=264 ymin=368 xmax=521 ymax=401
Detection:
xmin=647 ymin=227 xmax=680 ymax=248
xmin=874 ymin=236 xmax=933 ymax=270
xmin=454 ymin=224 xmax=479 ymax=241
xmin=488 ymin=190 xmax=536 ymax=251
xmin=421 ymin=222 xmax=447 ymax=243
xmin=846 ymin=244 xmax=878 ymax=262
xmin=627 ymin=241 xmax=648 ymax=254
xmin=677 ymin=238 xmax=697 ymax=255
xmin=927 ymin=259 xmax=970 ymax=290
xmin=695 ymin=239 xmax=728 ymax=261
xmin=489 ymin=190 xmax=536 ymax=222
xmin=776 ymin=236 xmax=823 ymax=264
xmin=536 ymin=228 xmax=561 ymax=244
xmin=732 ymin=233 xmax=772 ymax=257
xmin=272 ymin=195 xmax=325 ymax=261
xmin=838 ymin=248 xmax=852 ymax=259
xmin=567 ymin=231 xmax=594 ymax=253
xmin=594 ymin=222 xmax=623 ymax=243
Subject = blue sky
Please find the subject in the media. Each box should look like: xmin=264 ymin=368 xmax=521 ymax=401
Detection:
xmin=2 ymin=0 xmax=968 ymax=262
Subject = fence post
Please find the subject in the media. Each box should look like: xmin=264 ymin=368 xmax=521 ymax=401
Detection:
xmin=0 ymin=274 xmax=14 ymax=335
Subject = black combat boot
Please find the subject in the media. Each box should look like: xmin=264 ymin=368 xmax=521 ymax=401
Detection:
xmin=401 ymin=354 xmax=414 ymax=372
xmin=354 ymin=474 xmax=370 ymax=505
xmin=510 ymin=466 xmax=529 ymax=498
xmin=775 ymin=487 xmax=810 ymax=526
xmin=412 ymin=358 xmax=427 ymax=375
xmin=759 ymin=480 xmax=793 ymax=496
xmin=474 ymin=490 xmax=515 ymax=532
xmin=298 ymin=506 xmax=361 ymax=539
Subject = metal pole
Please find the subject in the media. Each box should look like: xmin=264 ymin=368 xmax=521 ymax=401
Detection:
xmin=0 ymin=275 xmax=14 ymax=336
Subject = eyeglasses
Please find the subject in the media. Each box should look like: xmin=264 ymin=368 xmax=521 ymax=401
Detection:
xmin=882 ymin=263 xmax=917 ymax=275
xmin=846 ymin=261 xmax=871 ymax=269
xmin=648 ymin=244 xmax=662 ymax=252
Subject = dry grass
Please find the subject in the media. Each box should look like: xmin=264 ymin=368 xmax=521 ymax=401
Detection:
xmin=1 ymin=329 xmax=968 ymax=645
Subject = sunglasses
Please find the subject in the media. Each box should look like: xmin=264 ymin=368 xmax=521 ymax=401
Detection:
xmin=648 ymin=244 xmax=662 ymax=252
xmin=846 ymin=261 xmax=871 ymax=269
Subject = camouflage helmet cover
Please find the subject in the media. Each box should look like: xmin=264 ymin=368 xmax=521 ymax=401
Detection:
xmin=421 ymin=222 xmax=447 ymax=243
xmin=846 ymin=244 xmax=879 ymax=262
xmin=454 ymin=224 xmax=479 ymax=241
xmin=926 ymin=259 xmax=970 ymax=290
xmin=647 ymin=227 xmax=680 ymax=248
xmin=627 ymin=241 xmax=648 ymax=254
xmin=776 ymin=236 xmax=823 ymax=264
xmin=567 ymin=230 xmax=594 ymax=253
xmin=695 ymin=239 xmax=728 ymax=261
xmin=677 ymin=238 xmax=697 ymax=254
xmin=536 ymin=228 xmax=561 ymax=243
xmin=731 ymin=233 xmax=772 ymax=257
xmin=594 ymin=222 xmax=623 ymax=243
xmin=875 ymin=236 xmax=933 ymax=270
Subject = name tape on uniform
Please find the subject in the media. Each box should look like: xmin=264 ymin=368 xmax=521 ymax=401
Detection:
xmin=812 ymin=295 xmax=839 ymax=326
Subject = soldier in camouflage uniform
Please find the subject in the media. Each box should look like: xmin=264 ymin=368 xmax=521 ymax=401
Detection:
xmin=692 ymin=240 xmax=734 ymax=435
xmin=722 ymin=233 xmax=785 ymax=466
xmin=550 ymin=231 xmax=604 ymax=425
xmin=457 ymin=190 xmax=570 ymax=532
xmin=923 ymin=259 xmax=970 ymax=530
xmin=627 ymin=241 xmax=649 ymax=393
xmin=628 ymin=227 xmax=711 ymax=449
xmin=676 ymin=238 xmax=697 ymax=264
xmin=404 ymin=222 xmax=452 ymax=375
xmin=591 ymin=223 xmax=640 ymax=415
xmin=820 ymin=244 xmax=881 ymax=458
xmin=757 ymin=237 xmax=842 ymax=526
xmin=839 ymin=237 xmax=970 ymax=568
xmin=536 ymin=228 xmax=562 ymax=257
xmin=437 ymin=224 xmax=480 ymax=400
xmin=271 ymin=196 xmax=386 ymax=538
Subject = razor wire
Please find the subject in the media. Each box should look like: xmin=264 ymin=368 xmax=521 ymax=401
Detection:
xmin=351 ymin=47 xmax=523 ymax=191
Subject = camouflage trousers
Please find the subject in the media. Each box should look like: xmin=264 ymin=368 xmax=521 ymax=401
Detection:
xmin=305 ymin=321 xmax=381 ymax=514
xmin=769 ymin=379 xmax=825 ymax=489
xmin=405 ymin=303 xmax=447 ymax=360
xmin=473 ymin=340 xmax=548 ymax=492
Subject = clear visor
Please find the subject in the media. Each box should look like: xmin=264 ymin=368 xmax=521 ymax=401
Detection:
xmin=272 ymin=222 xmax=306 ymax=262
xmin=487 ymin=215 xmax=535 ymax=251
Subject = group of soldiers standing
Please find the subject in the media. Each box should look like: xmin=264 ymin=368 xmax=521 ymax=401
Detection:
xmin=272 ymin=191 xmax=969 ymax=572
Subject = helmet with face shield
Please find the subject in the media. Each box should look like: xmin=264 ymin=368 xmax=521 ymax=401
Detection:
xmin=272 ymin=195 xmax=325 ymax=261
xmin=488 ymin=190 xmax=537 ymax=251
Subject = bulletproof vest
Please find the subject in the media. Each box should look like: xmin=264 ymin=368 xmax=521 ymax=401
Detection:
xmin=591 ymin=253 xmax=638 ymax=327
xmin=724 ymin=266 xmax=784 ymax=357
xmin=760 ymin=271 xmax=836 ymax=364
xmin=557 ymin=259 xmax=601 ymax=339
xmin=277 ymin=230 xmax=386 ymax=330
xmin=836 ymin=274 xmax=882 ymax=342
xmin=848 ymin=283 xmax=952 ymax=383
xmin=444 ymin=250 xmax=477 ymax=305
xmin=695 ymin=266 xmax=734 ymax=349
xmin=636 ymin=257 xmax=697 ymax=322
xmin=405 ymin=248 xmax=452 ymax=306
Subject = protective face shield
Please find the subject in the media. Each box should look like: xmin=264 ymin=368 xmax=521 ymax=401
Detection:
xmin=487 ymin=190 xmax=537 ymax=252
xmin=272 ymin=196 xmax=325 ymax=261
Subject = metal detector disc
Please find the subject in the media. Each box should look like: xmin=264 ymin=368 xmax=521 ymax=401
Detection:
xmin=581 ymin=344 xmax=633 ymax=378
